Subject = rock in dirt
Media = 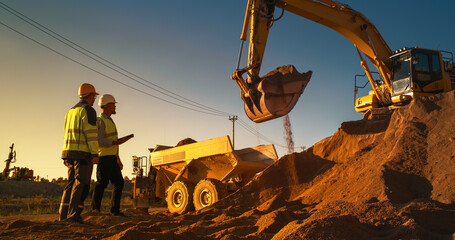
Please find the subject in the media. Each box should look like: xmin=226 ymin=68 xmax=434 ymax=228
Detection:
xmin=176 ymin=138 xmax=197 ymax=146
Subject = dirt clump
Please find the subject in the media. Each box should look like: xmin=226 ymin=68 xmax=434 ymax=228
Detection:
xmin=1 ymin=91 xmax=455 ymax=239
xmin=176 ymin=138 xmax=197 ymax=146
xmin=3 ymin=220 xmax=34 ymax=230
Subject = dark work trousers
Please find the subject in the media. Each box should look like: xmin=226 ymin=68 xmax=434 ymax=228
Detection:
xmin=59 ymin=158 xmax=93 ymax=221
xmin=91 ymin=155 xmax=124 ymax=214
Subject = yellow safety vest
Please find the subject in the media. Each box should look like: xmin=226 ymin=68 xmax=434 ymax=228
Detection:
xmin=98 ymin=114 xmax=118 ymax=157
xmin=62 ymin=101 xmax=99 ymax=159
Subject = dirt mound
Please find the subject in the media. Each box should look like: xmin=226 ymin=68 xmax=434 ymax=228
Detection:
xmin=3 ymin=219 xmax=34 ymax=230
xmin=214 ymin=90 xmax=455 ymax=238
xmin=1 ymin=91 xmax=454 ymax=239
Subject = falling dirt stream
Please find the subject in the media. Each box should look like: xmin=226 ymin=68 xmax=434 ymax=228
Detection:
xmin=283 ymin=114 xmax=294 ymax=154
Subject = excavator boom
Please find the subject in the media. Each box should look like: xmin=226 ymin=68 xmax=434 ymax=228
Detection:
xmin=233 ymin=0 xmax=394 ymax=122
xmin=233 ymin=0 xmax=453 ymax=122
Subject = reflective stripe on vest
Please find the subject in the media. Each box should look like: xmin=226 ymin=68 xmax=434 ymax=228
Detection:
xmin=62 ymin=105 xmax=99 ymax=155
xmin=98 ymin=114 xmax=118 ymax=157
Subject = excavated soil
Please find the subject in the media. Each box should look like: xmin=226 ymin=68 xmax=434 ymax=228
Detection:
xmin=1 ymin=91 xmax=455 ymax=239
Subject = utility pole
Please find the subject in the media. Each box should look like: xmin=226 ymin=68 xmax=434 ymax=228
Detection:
xmin=229 ymin=115 xmax=238 ymax=149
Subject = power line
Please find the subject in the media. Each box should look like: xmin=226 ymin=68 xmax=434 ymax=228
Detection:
xmin=0 ymin=2 xmax=231 ymax=117
xmin=0 ymin=20 xmax=226 ymax=116
xmin=237 ymin=118 xmax=288 ymax=149
xmin=0 ymin=4 xmax=295 ymax=149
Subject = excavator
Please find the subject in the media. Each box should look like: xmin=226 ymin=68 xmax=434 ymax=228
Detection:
xmin=231 ymin=0 xmax=455 ymax=122
xmin=1 ymin=144 xmax=34 ymax=181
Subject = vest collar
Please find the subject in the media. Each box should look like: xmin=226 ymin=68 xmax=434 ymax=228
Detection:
xmin=101 ymin=113 xmax=113 ymax=120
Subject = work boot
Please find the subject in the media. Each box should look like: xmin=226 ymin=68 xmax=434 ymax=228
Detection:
xmin=65 ymin=204 xmax=85 ymax=223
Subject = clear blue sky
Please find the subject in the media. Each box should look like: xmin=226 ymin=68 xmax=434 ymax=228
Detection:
xmin=1 ymin=0 xmax=454 ymax=179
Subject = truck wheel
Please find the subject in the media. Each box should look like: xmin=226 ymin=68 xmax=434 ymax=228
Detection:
xmin=166 ymin=181 xmax=194 ymax=214
xmin=193 ymin=179 xmax=227 ymax=211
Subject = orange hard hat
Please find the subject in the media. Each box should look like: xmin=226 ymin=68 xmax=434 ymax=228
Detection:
xmin=78 ymin=83 xmax=99 ymax=97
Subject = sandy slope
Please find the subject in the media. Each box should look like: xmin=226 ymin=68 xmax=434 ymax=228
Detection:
xmin=1 ymin=91 xmax=455 ymax=240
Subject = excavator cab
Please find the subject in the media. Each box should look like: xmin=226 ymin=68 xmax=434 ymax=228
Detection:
xmin=389 ymin=47 xmax=451 ymax=102
xmin=356 ymin=47 xmax=453 ymax=113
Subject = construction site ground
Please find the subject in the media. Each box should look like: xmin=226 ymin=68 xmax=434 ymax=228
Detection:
xmin=1 ymin=91 xmax=455 ymax=239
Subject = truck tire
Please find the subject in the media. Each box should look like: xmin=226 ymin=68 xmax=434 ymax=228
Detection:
xmin=166 ymin=181 xmax=194 ymax=214
xmin=193 ymin=179 xmax=227 ymax=211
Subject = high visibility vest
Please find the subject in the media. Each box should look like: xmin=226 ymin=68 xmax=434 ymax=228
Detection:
xmin=62 ymin=101 xmax=99 ymax=159
xmin=98 ymin=114 xmax=118 ymax=157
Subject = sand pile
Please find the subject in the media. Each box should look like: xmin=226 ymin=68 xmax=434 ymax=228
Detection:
xmin=211 ymin=90 xmax=455 ymax=239
xmin=1 ymin=91 xmax=454 ymax=239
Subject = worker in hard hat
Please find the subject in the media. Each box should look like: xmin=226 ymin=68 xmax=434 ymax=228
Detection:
xmin=91 ymin=94 xmax=133 ymax=216
xmin=59 ymin=83 xmax=100 ymax=223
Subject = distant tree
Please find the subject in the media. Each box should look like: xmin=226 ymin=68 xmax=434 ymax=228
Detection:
xmin=51 ymin=177 xmax=67 ymax=184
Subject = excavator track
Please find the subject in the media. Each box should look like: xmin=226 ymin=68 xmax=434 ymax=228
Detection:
xmin=362 ymin=107 xmax=393 ymax=120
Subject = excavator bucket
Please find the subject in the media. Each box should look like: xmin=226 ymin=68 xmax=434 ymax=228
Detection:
xmin=243 ymin=65 xmax=312 ymax=123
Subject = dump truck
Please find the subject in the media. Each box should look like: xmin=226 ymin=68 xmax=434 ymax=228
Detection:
xmin=132 ymin=136 xmax=277 ymax=214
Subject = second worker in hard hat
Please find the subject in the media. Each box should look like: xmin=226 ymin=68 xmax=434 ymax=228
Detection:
xmin=91 ymin=94 xmax=133 ymax=216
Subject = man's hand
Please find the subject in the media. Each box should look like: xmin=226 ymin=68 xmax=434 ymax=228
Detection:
xmin=92 ymin=156 xmax=99 ymax=164
xmin=114 ymin=134 xmax=134 ymax=145
xmin=116 ymin=137 xmax=129 ymax=145
xmin=117 ymin=156 xmax=123 ymax=170
xmin=63 ymin=160 xmax=72 ymax=167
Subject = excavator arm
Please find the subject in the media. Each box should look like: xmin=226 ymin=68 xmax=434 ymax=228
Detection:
xmin=232 ymin=0 xmax=313 ymax=123
xmin=232 ymin=0 xmax=394 ymax=122
xmin=280 ymin=0 xmax=393 ymax=103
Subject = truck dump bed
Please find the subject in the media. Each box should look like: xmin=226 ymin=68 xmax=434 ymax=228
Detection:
xmin=149 ymin=136 xmax=277 ymax=194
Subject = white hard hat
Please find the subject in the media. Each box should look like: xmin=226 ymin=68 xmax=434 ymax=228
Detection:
xmin=98 ymin=94 xmax=117 ymax=107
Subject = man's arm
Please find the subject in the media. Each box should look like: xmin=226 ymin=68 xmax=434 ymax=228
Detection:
xmin=117 ymin=156 xmax=123 ymax=170
xmin=113 ymin=134 xmax=133 ymax=145
xmin=83 ymin=107 xmax=99 ymax=157
xmin=83 ymin=106 xmax=99 ymax=164
xmin=97 ymin=118 xmax=113 ymax=147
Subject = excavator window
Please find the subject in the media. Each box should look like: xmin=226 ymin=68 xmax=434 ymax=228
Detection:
xmin=414 ymin=53 xmax=429 ymax=72
xmin=391 ymin=58 xmax=411 ymax=81
xmin=414 ymin=53 xmax=431 ymax=82
xmin=412 ymin=50 xmax=442 ymax=85
xmin=391 ymin=53 xmax=411 ymax=95
xmin=431 ymin=54 xmax=442 ymax=72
